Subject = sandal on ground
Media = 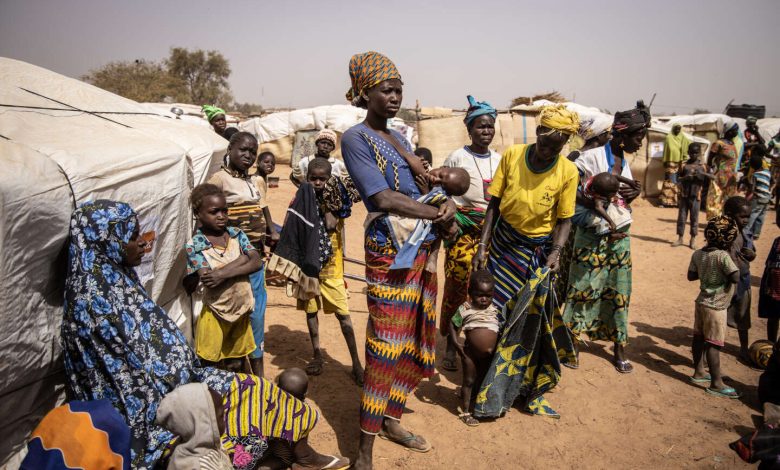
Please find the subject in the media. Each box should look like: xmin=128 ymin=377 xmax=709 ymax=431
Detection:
xmin=614 ymin=359 xmax=634 ymax=374
xmin=291 ymin=454 xmax=350 ymax=470
xmin=441 ymin=356 xmax=458 ymax=372
xmin=457 ymin=407 xmax=479 ymax=427
xmin=377 ymin=429 xmax=432 ymax=453
xmin=689 ymin=375 xmax=711 ymax=384
xmin=305 ymin=358 xmax=323 ymax=376
xmin=706 ymin=386 xmax=742 ymax=399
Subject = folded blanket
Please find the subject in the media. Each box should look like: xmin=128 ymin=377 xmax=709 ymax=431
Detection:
xmin=266 ymin=183 xmax=323 ymax=300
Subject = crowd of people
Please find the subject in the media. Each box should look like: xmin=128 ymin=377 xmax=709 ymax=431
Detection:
xmin=19 ymin=50 xmax=780 ymax=470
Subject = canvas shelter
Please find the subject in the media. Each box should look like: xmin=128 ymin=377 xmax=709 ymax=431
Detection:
xmin=0 ymin=57 xmax=227 ymax=466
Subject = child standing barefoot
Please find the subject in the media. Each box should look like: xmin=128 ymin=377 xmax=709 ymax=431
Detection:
xmin=448 ymin=270 xmax=499 ymax=426
xmin=674 ymin=143 xmax=713 ymax=249
xmin=299 ymin=158 xmax=364 ymax=385
xmin=184 ymin=184 xmax=262 ymax=373
xmin=688 ymin=215 xmax=741 ymax=398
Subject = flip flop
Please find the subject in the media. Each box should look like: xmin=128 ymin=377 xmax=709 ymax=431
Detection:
xmin=377 ymin=429 xmax=432 ymax=453
xmin=705 ymin=387 xmax=742 ymax=399
xmin=614 ymin=359 xmax=634 ymax=374
xmin=291 ymin=454 xmax=350 ymax=470
xmin=305 ymin=358 xmax=323 ymax=376
xmin=689 ymin=375 xmax=711 ymax=384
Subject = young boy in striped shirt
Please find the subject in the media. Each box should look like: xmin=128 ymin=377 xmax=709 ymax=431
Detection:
xmin=747 ymin=148 xmax=773 ymax=240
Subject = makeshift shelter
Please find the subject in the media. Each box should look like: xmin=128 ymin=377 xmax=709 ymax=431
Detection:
xmin=0 ymin=57 xmax=227 ymax=466
xmin=656 ymin=114 xmax=747 ymax=143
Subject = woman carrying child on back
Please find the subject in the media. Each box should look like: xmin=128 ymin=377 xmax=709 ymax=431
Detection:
xmin=448 ymin=270 xmax=499 ymax=426
xmin=184 ymin=184 xmax=261 ymax=373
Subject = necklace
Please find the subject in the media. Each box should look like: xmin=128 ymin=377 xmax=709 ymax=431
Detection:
xmin=465 ymin=146 xmax=493 ymax=181
xmin=210 ymin=232 xmax=230 ymax=257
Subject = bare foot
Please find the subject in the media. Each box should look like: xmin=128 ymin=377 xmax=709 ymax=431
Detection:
xmin=672 ymin=236 xmax=684 ymax=247
xmin=352 ymin=452 xmax=372 ymax=470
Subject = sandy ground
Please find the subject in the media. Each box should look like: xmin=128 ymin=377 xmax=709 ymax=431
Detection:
xmin=262 ymin=176 xmax=780 ymax=470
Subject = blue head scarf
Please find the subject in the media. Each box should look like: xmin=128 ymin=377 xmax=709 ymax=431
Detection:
xmin=62 ymin=200 xmax=233 ymax=468
xmin=464 ymin=95 xmax=497 ymax=127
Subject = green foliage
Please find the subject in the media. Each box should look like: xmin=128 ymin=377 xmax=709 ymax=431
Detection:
xmin=692 ymin=108 xmax=711 ymax=115
xmin=232 ymin=101 xmax=264 ymax=116
xmin=82 ymin=48 xmax=234 ymax=107
xmin=81 ymin=60 xmax=181 ymax=103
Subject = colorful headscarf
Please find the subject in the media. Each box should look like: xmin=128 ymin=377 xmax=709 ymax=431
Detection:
xmin=345 ymin=51 xmax=402 ymax=105
xmin=21 ymin=400 xmax=131 ymax=470
xmin=613 ymin=101 xmax=651 ymax=135
xmin=464 ymin=95 xmax=497 ymax=127
xmin=315 ymin=129 xmax=337 ymax=146
xmin=704 ymin=215 xmax=738 ymax=250
xmin=202 ymin=105 xmax=226 ymax=122
xmin=578 ymin=113 xmax=613 ymax=141
xmin=538 ymin=104 xmax=580 ymax=135
xmin=723 ymin=120 xmax=739 ymax=137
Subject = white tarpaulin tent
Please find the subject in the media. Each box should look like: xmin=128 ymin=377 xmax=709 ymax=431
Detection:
xmin=0 ymin=57 xmax=227 ymax=466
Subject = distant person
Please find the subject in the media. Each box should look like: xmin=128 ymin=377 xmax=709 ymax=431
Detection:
xmin=202 ymin=105 xmax=228 ymax=138
xmin=660 ymin=124 xmax=691 ymax=207
xmin=723 ymin=196 xmax=756 ymax=362
xmin=706 ymin=122 xmax=740 ymax=219
xmin=767 ymin=129 xmax=780 ymax=201
xmin=673 ymin=143 xmax=713 ymax=249
xmin=222 ymin=126 xmax=239 ymax=141
xmin=688 ymin=215 xmax=741 ymax=399
xmin=439 ymin=95 xmax=502 ymax=372
xmin=742 ymin=116 xmax=766 ymax=172
xmin=414 ymin=147 xmax=433 ymax=166
xmin=291 ymin=129 xmax=346 ymax=186
xmin=256 ymin=151 xmax=280 ymax=248
xmin=447 ymin=270 xmax=499 ymax=427
xmin=746 ymin=149 xmax=773 ymax=240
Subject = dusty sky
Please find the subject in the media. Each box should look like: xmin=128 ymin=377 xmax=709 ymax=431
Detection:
xmin=1 ymin=0 xmax=778 ymax=115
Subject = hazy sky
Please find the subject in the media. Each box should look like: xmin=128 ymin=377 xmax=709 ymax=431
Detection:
xmin=1 ymin=0 xmax=778 ymax=115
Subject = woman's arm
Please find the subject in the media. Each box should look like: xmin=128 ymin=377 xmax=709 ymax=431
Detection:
xmin=472 ymin=196 xmax=501 ymax=271
xmin=200 ymin=250 xmax=263 ymax=288
xmin=263 ymin=207 xmax=279 ymax=245
xmin=369 ymin=189 xmax=455 ymax=223
xmin=545 ymin=218 xmax=571 ymax=272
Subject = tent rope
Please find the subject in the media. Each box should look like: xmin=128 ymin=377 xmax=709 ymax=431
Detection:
xmin=19 ymin=87 xmax=133 ymax=128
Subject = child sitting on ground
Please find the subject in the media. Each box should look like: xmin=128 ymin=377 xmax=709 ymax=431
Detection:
xmin=257 ymin=368 xmax=311 ymax=470
xmin=155 ymin=382 xmax=233 ymax=470
xmin=298 ymin=158 xmax=364 ymax=385
xmin=688 ymin=215 xmax=741 ymax=398
xmin=673 ymin=143 xmax=713 ymax=249
xmin=572 ymin=172 xmax=640 ymax=235
xmin=448 ymin=270 xmax=500 ymax=427
xmin=184 ymin=184 xmax=262 ymax=373
xmin=723 ymin=196 xmax=757 ymax=362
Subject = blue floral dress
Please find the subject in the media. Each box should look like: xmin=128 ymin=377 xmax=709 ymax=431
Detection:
xmin=61 ymin=200 xmax=233 ymax=469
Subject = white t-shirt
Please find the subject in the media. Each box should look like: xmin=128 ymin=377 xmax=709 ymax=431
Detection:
xmin=296 ymin=155 xmax=347 ymax=181
xmin=443 ymin=146 xmax=502 ymax=210
xmin=574 ymin=145 xmax=634 ymax=180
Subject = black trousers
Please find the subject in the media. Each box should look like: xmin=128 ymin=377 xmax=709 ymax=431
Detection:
xmin=676 ymin=196 xmax=700 ymax=237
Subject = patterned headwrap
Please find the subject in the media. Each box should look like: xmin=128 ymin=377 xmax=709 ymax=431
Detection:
xmin=723 ymin=120 xmax=739 ymax=136
xmin=464 ymin=95 xmax=497 ymax=127
xmin=578 ymin=113 xmax=613 ymax=141
xmin=345 ymin=51 xmax=402 ymax=105
xmin=202 ymin=105 xmax=225 ymax=122
xmin=704 ymin=215 xmax=738 ymax=250
xmin=538 ymin=104 xmax=580 ymax=135
xmin=613 ymin=101 xmax=651 ymax=135
xmin=315 ymin=128 xmax=337 ymax=146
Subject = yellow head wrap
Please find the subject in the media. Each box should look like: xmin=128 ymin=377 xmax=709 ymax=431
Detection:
xmin=538 ymin=104 xmax=580 ymax=135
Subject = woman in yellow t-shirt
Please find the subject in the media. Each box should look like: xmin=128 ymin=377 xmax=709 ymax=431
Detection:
xmin=470 ymin=104 xmax=579 ymax=419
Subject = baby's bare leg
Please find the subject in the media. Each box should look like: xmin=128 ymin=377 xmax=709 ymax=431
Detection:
xmin=594 ymin=202 xmax=616 ymax=231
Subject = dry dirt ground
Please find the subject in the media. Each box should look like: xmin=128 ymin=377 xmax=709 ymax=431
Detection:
xmin=262 ymin=176 xmax=779 ymax=470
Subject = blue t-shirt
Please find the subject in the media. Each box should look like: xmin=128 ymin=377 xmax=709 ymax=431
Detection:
xmin=341 ymin=123 xmax=420 ymax=213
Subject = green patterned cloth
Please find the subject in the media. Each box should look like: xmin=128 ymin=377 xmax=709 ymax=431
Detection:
xmin=563 ymin=227 xmax=632 ymax=344
xmin=474 ymin=268 xmax=576 ymax=419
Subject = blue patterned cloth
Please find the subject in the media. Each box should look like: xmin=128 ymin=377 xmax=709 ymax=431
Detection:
xmin=61 ymin=200 xmax=233 ymax=469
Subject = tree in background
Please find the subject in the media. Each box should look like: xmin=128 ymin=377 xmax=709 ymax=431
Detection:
xmin=82 ymin=48 xmax=233 ymax=107
xmin=692 ymin=108 xmax=711 ymax=114
xmin=82 ymin=60 xmax=181 ymax=103
xmin=166 ymin=47 xmax=232 ymax=107
xmin=232 ymin=101 xmax=264 ymax=117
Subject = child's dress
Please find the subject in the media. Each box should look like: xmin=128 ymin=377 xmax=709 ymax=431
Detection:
xmin=185 ymin=227 xmax=257 ymax=362
xmin=451 ymin=301 xmax=500 ymax=333
xmin=759 ymin=237 xmax=780 ymax=319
